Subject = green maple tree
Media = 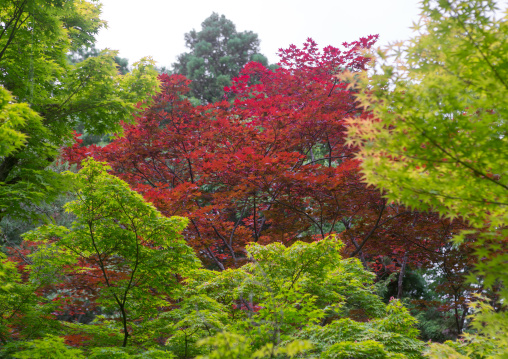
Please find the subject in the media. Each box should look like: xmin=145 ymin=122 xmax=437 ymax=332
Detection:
xmin=345 ymin=0 xmax=508 ymax=356
xmin=24 ymin=159 xmax=200 ymax=348
xmin=0 ymin=0 xmax=160 ymax=222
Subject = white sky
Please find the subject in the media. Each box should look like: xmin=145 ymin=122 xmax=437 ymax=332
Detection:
xmin=95 ymin=0 xmax=422 ymax=69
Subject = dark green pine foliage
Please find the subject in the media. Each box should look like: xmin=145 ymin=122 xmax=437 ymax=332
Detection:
xmin=173 ymin=13 xmax=268 ymax=104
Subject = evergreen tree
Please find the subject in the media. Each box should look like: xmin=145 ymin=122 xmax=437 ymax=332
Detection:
xmin=173 ymin=13 xmax=268 ymax=103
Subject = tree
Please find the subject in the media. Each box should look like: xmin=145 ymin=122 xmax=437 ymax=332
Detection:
xmin=0 ymin=0 xmax=160 ymax=223
xmin=68 ymin=45 xmax=131 ymax=146
xmin=68 ymin=34 xmax=501 ymax=343
xmin=345 ymin=0 xmax=507 ymax=355
xmin=68 ymin=45 xmax=130 ymax=75
xmin=63 ymin=36 xmax=472 ymax=288
xmin=173 ymin=13 xmax=268 ymax=103
xmin=22 ymin=159 xmax=200 ymax=348
xmin=0 ymin=87 xmax=39 ymax=157
xmin=64 ymin=36 xmax=490 ymax=342
xmin=0 ymin=252 xmax=62 ymax=345
xmin=66 ymin=38 xmax=399 ymax=270
xmin=163 ymin=236 xmax=425 ymax=359
xmin=2 ymin=235 xmax=425 ymax=358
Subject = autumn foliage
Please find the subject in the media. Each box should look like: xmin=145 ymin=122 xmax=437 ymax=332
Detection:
xmin=3 ymin=0 xmax=508 ymax=355
xmin=61 ymin=38 xmax=482 ymax=342
xmin=63 ymin=36 xmax=473 ymax=291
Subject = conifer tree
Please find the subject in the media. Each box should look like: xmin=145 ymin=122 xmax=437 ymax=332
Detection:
xmin=173 ymin=13 xmax=268 ymax=103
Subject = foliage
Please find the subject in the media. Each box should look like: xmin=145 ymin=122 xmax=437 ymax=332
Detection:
xmin=0 ymin=87 xmax=37 ymax=157
xmin=345 ymin=0 xmax=508 ymax=356
xmin=381 ymin=242 xmax=481 ymax=341
xmin=346 ymin=0 xmax=507 ymax=290
xmin=0 ymin=161 xmax=77 ymax=248
xmin=64 ymin=37 xmax=457 ymax=275
xmin=3 ymin=334 xmax=176 ymax=358
xmin=62 ymin=36 xmax=485 ymax=340
xmin=68 ymin=45 xmax=130 ymax=75
xmin=22 ymin=158 xmax=200 ymax=347
xmin=3 ymin=226 xmax=425 ymax=358
xmin=9 ymin=335 xmax=84 ymax=359
xmin=0 ymin=252 xmax=61 ymax=346
xmin=67 ymin=45 xmax=131 ymax=146
xmin=2 ymin=0 xmax=498 ymax=355
xmin=196 ymin=332 xmax=312 ymax=359
xmin=425 ymin=297 xmax=507 ymax=358
xmin=173 ymin=12 xmax=268 ymax=103
xmin=158 ymin=236 xmax=424 ymax=359
xmin=0 ymin=0 xmax=160 ymax=222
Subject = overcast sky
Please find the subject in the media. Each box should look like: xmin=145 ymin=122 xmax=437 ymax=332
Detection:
xmin=95 ymin=0 xmax=422 ymax=69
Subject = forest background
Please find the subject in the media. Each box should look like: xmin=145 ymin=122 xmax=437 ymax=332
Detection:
xmin=0 ymin=0 xmax=506 ymax=358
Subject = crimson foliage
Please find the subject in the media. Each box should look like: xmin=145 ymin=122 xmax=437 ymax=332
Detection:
xmin=63 ymin=38 xmax=474 ymax=307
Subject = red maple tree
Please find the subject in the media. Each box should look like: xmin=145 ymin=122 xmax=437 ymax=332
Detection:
xmin=62 ymin=37 xmax=472 ymax=283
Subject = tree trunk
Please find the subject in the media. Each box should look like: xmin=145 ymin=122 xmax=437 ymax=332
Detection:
xmin=397 ymin=251 xmax=408 ymax=299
